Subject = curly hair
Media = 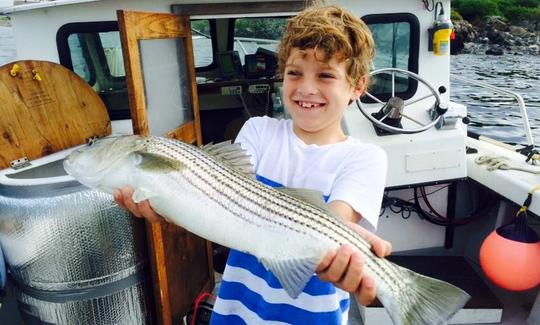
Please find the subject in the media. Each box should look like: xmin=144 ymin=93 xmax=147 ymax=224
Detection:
xmin=277 ymin=5 xmax=375 ymax=89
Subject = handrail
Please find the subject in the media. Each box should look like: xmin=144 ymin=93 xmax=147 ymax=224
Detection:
xmin=233 ymin=37 xmax=279 ymax=56
xmin=450 ymin=73 xmax=535 ymax=147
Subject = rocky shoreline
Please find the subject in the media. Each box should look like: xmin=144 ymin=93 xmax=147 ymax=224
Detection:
xmin=452 ymin=16 xmax=539 ymax=56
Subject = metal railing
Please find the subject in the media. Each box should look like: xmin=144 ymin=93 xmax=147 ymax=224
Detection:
xmin=233 ymin=37 xmax=279 ymax=56
xmin=451 ymin=74 xmax=535 ymax=147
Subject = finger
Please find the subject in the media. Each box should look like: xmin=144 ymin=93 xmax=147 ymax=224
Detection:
xmin=337 ymin=251 xmax=364 ymax=292
xmin=137 ymin=199 xmax=162 ymax=223
xmin=355 ymin=274 xmax=377 ymax=306
xmin=316 ymin=250 xmax=337 ymax=273
xmin=372 ymin=239 xmax=392 ymax=258
xmin=348 ymin=222 xmax=392 ymax=257
xmin=119 ymin=188 xmax=142 ymax=218
xmin=318 ymin=244 xmax=353 ymax=283
xmin=113 ymin=189 xmax=124 ymax=207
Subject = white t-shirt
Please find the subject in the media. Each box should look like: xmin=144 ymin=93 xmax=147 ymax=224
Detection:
xmin=210 ymin=116 xmax=387 ymax=325
xmin=235 ymin=116 xmax=387 ymax=231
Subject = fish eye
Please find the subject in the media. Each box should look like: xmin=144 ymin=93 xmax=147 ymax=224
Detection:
xmin=131 ymin=153 xmax=143 ymax=165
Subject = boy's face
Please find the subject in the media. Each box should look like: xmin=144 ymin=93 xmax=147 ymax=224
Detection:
xmin=283 ymin=48 xmax=365 ymax=140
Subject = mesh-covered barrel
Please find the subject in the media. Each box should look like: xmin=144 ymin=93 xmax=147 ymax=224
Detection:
xmin=0 ymin=159 xmax=153 ymax=324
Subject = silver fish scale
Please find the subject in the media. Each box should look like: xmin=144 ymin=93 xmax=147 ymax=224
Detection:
xmin=144 ymin=137 xmax=403 ymax=296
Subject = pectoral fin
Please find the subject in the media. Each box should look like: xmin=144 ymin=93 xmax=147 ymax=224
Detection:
xmin=260 ymin=255 xmax=321 ymax=299
xmin=133 ymin=151 xmax=185 ymax=172
xmin=132 ymin=187 xmax=155 ymax=203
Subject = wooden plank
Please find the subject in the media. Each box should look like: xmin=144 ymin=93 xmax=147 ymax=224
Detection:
xmin=183 ymin=23 xmax=203 ymax=146
xmin=118 ymin=10 xmax=213 ymax=325
xmin=162 ymin=223 xmax=213 ymax=321
xmin=118 ymin=11 xmax=148 ymax=136
xmin=119 ymin=11 xmax=189 ymax=40
xmin=165 ymin=121 xmax=197 ymax=144
xmin=0 ymin=60 xmax=110 ymax=169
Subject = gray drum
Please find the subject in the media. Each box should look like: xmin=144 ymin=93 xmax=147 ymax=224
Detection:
xmin=0 ymin=145 xmax=153 ymax=324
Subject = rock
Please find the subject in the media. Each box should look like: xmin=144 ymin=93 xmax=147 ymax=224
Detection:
xmin=462 ymin=42 xmax=477 ymax=54
xmin=451 ymin=19 xmax=478 ymax=54
xmin=487 ymin=29 xmax=505 ymax=44
xmin=509 ymin=26 xmax=528 ymax=37
xmin=518 ymin=20 xmax=540 ymax=32
xmin=485 ymin=16 xmax=509 ymax=32
xmin=450 ymin=15 xmax=540 ymax=55
xmin=486 ymin=45 xmax=504 ymax=55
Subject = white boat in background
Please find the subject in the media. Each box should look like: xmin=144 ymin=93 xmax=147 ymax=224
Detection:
xmin=0 ymin=0 xmax=538 ymax=324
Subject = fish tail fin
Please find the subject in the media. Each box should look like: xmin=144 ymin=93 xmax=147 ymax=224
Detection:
xmin=378 ymin=265 xmax=470 ymax=325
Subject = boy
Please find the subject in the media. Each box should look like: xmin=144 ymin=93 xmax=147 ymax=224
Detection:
xmin=115 ymin=5 xmax=390 ymax=324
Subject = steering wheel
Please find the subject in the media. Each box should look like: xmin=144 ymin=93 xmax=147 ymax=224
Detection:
xmin=356 ymin=68 xmax=446 ymax=134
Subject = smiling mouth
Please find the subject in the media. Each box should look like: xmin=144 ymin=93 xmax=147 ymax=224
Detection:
xmin=296 ymin=101 xmax=325 ymax=109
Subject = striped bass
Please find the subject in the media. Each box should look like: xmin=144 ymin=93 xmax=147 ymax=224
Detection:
xmin=63 ymin=135 xmax=470 ymax=325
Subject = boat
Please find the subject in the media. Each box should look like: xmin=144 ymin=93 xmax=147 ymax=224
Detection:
xmin=0 ymin=0 xmax=538 ymax=324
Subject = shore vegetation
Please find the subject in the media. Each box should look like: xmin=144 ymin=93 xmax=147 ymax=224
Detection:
xmin=452 ymin=0 xmax=540 ymax=24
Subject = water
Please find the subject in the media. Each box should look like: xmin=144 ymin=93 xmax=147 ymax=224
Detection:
xmin=1 ymin=25 xmax=539 ymax=146
xmin=450 ymin=54 xmax=540 ymax=146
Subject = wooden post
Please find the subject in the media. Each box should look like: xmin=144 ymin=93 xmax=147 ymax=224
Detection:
xmin=117 ymin=10 xmax=213 ymax=325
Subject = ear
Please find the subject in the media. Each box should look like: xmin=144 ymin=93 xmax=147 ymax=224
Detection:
xmin=350 ymin=75 xmax=368 ymax=101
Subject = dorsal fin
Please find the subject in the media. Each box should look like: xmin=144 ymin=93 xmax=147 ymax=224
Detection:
xmin=201 ymin=141 xmax=254 ymax=177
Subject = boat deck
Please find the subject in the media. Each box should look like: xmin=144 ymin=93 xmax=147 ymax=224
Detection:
xmin=467 ymin=137 xmax=540 ymax=217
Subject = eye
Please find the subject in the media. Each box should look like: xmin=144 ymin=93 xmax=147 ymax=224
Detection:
xmin=319 ymin=72 xmax=336 ymax=79
xmin=131 ymin=153 xmax=143 ymax=165
xmin=286 ymin=70 xmax=301 ymax=77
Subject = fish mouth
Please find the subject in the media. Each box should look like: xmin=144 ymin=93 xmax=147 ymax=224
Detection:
xmin=62 ymin=158 xmax=101 ymax=187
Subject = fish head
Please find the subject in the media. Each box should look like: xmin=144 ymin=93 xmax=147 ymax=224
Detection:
xmin=63 ymin=135 xmax=148 ymax=188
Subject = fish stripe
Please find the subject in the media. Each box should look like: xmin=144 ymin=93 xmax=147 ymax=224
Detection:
xmin=145 ymin=138 xmax=403 ymax=295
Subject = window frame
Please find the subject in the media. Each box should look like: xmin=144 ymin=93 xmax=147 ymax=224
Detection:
xmin=190 ymin=19 xmax=219 ymax=71
xmin=230 ymin=16 xmax=286 ymax=53
xmin=56 ymin=21 xmax=121 ymax=86
xmin=361 ymin=13 xmax=420 ymax=102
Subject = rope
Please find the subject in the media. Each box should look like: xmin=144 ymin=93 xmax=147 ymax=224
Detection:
xmin=474 ymin=155 xmax=540 ymax=174
xmin=516 ymin=184 xmax=540 ymax=218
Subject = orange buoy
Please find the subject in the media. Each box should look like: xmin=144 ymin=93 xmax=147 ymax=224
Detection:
xmin=479 ymin=216 xmax=540 ymax=291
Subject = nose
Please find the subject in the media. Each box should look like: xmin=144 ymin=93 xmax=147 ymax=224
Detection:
xmin=297 ymin=77 xmax=319 ymax=96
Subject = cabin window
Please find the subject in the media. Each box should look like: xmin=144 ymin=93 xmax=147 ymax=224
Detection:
xmin=363 ymin=13 xmax=420 ymax=101
xmin=57 ymin=20 xmax=213 ymax=120
xmin=191 ymin=19 xmax=215 ymax=68
xmin=57 ymin=22 xmax=130 ymax=120
xmin=65 ymin=33 xmax=94 ymax=84
xmin=232 ymin=17 xmax=285 ymax=65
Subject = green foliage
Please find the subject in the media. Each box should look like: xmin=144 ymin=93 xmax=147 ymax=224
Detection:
xmin=501 ymin=6 xmax=540 ymax=22
xmin=450 ymin=8 xmax=463 ymax=21
xmin=191 ymin=20 xmax=210 ymax=36
xmin=453 ymin=0 xmax=500 ymax=21
xmin=234 ymin=18 xmax=287 ymax=40
xmin=514 ymin=0 xmax=540 ymax=7
xmin=452 ymin=0 xmax=540 ymax=23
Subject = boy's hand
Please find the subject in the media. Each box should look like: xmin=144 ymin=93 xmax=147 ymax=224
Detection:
xmin=316 ymin=221 xmax=392 ymax=305
xmin=114 ymin=187 xmax=163 ymax=223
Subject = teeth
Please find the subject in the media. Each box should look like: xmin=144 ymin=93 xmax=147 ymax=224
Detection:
xmin=299 ymin=101 xmax=320 ymax=108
